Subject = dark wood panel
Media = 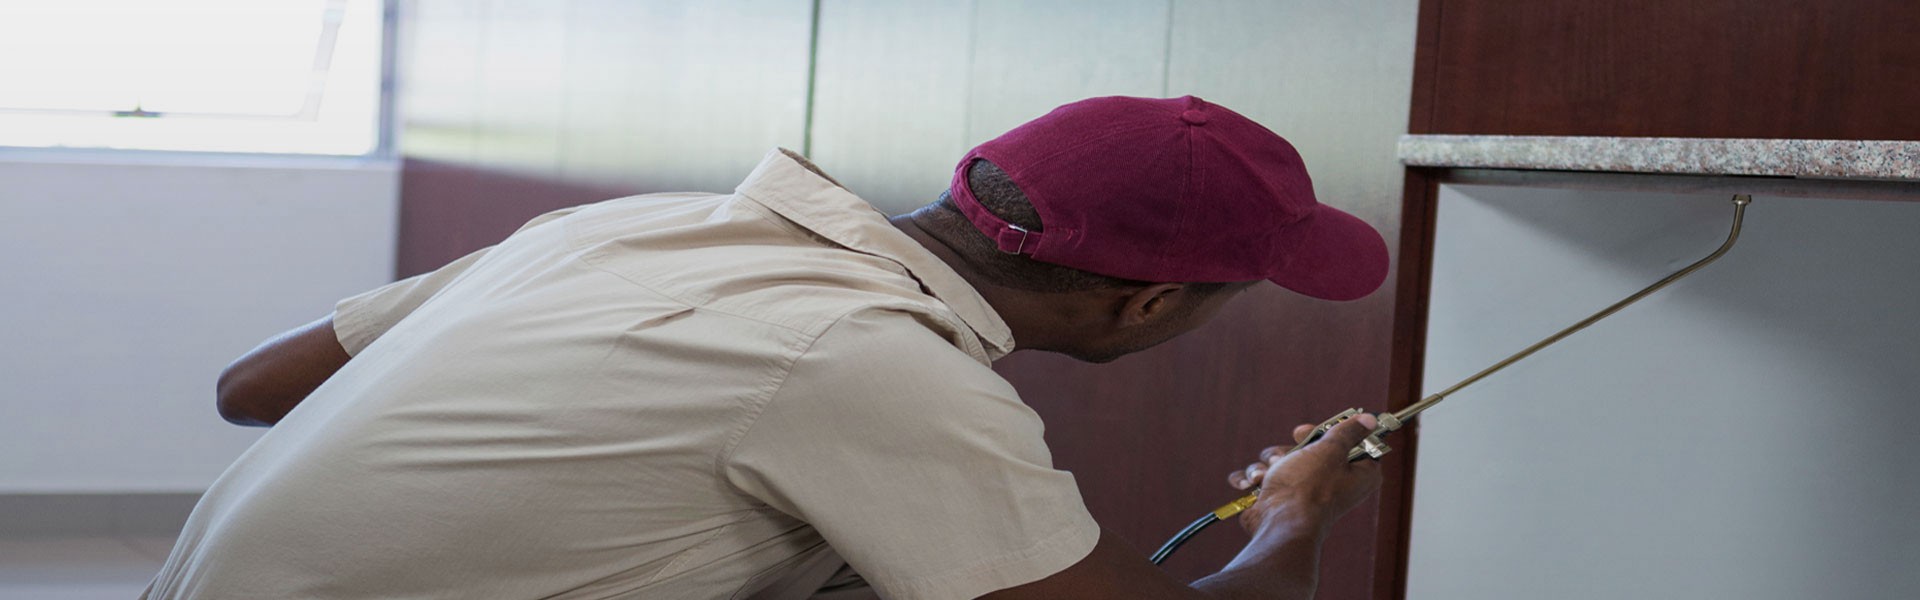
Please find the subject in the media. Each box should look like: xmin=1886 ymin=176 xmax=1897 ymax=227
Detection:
xmin=1376 ymin=1 xmax=1449 ymax=596
xmin=1374 ymin=170 xmax=1442 ymax=600
xmin=395 ymin=159 xmax=635 ymax=277
xmin=1405 ymin=0 xmax=1445 ymax=138
xmin=996 ymin=283 xmax=1399 ymax=590
xmin=1427 ymin=0 xmax=1920 ymax=140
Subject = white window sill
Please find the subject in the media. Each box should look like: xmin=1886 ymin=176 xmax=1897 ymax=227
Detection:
xmin=0 ymin=146 xmax=398 ymax=172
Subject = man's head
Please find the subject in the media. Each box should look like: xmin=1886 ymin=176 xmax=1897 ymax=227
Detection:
xmin=907 ymin=161 xmax=1254 ymax=362
xmin=897 ymin=95 xmax=1388 ymax=363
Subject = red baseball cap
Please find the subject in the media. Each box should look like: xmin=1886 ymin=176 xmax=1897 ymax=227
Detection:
xmin=948 ymin=95 xmax=1389 ymax=301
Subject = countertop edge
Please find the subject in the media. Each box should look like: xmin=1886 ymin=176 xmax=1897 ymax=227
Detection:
xmin=1397 ymin=135 xmax=1919 ymax=181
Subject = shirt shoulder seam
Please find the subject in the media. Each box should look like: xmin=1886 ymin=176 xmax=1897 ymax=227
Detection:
xmin=576 ymin=246 xmax=834 ymax=338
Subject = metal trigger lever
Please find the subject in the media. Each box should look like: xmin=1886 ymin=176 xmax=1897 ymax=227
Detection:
xmin=1300 ymin=407 xmax=1401 ymax=461
xmin=1149 ymin=194 xmax=1753 ymax=566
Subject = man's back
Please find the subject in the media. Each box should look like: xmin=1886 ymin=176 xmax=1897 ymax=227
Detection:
xmin=149 ymin=153 xmax=1097 ymax=599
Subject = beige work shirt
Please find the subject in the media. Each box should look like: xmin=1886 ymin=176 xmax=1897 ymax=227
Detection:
xmin=147 ymin=150 xmax=1100 ymax=600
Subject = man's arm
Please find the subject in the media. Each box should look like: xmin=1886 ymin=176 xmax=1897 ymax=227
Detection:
xmin=216 ymin=316 xmax=350 ymax=426
xmin=211 ymin=205 xmax=589 ymax=427
xmin=980 ymin=415 xmax=1383 ymax=600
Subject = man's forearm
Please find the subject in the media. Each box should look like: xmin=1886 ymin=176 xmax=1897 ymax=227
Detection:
xmin=217 ymin=316 xmax=350 ymax=426
xmin=1189 ymin=510 xmax=1329 ymax=600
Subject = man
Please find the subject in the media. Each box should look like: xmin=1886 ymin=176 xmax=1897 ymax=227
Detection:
xmin=148 ymin=95 xmax=1391 ymax=599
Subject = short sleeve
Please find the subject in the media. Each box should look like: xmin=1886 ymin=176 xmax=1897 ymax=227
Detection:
xmin=722 ymin=309 xmax=1099 ymax=600
xmin=332 ymin=246 xmax=490 ymax=355
xmin=333 ymin=204 xmax=586 ymax=355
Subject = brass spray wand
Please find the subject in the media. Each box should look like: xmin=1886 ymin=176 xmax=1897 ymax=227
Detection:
xmin=1149 ymin=194 xmax=1753 ymax=565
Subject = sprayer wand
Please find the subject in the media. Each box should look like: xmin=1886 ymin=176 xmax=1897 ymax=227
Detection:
xmin=1149 ymin=194 xmax=1753 ymax=566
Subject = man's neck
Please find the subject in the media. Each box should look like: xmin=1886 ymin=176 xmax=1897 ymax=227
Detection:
xmin=888 ymin=211 xmax=1057 ymax=354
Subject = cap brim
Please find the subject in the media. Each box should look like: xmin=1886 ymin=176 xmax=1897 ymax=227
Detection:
xmin=1266 ymin=204 xmax=1390 ymax=301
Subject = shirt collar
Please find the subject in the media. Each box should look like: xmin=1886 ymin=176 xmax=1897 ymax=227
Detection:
xmin=734 ymin=148 xmax=1017 ymax=361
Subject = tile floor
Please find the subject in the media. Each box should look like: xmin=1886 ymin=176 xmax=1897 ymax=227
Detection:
xmin=0 ymin=536 xmax=174 ymax=599
xmin=0 ymin=494 xmax=192 ymax=600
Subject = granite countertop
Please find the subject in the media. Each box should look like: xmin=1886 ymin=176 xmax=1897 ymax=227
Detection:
xmin=1398 ymin=135 xmax=1919 ymax=181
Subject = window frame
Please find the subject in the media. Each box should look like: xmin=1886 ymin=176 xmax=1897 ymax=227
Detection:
xmin=0 ymin=0 xmax=399 ymax=165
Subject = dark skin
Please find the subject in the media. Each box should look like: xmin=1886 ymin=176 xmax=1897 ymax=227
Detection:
xmin=215 ymin=202 xmax=1382 ymax=600
xmin=215 ymin=316 xmax=349 ymax=427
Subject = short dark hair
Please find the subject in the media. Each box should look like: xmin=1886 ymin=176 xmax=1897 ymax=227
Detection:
xmin=925 ymin=160 xmax=1232 ymax=296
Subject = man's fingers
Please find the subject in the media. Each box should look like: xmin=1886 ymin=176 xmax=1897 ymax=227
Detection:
xmin=1238 ymin=416 xmax=1379 ymax=490
xmin=1307 ymin=413 xmax=1378 ymax=457
xmin=1229 ymin=462 xmax=1267 ymax=490
xmin=1257 ymin=444 xmax=1289 ymax=463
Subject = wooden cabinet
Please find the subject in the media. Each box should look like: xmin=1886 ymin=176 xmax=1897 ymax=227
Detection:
xmin=1411 ymin=0 xmax=1920 ymax=140
xmin=1390 ymin=2 xmax=1920 ymax=598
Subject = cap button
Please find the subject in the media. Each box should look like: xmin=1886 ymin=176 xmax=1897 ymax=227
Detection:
xmin=1179 ymin=109 xmax=1209 ymax=126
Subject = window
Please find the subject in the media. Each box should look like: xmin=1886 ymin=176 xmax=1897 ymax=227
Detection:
xmin=0 ymin=0 xmax=387 ymax=156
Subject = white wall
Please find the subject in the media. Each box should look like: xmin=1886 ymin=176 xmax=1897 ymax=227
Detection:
xmin=1407 ymin=185 xmax=1920 ymax=599
xmin=0 ymin=155 xmax=398 ymax=493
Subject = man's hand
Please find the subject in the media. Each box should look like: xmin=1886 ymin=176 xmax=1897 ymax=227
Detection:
xmin=1226 ymin=414 xmax=1384 ymax=535
xmin=982 ymin=415 xmax=1385 ymax=600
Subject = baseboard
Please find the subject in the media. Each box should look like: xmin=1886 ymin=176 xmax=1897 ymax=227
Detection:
xmin=0 ymin=493 xmax=201 ymax=539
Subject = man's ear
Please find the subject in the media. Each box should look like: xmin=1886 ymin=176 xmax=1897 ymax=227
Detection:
xmin=1115 ymin=283 xmax=1185 ymax=327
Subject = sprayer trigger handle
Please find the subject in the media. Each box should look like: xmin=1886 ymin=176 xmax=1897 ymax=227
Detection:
xmin=1307 ymin=407 xmax=1394 ymax=462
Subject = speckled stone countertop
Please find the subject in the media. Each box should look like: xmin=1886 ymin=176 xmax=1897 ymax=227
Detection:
xmin=1398 ymin=135 xmax=1919 ymax=180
